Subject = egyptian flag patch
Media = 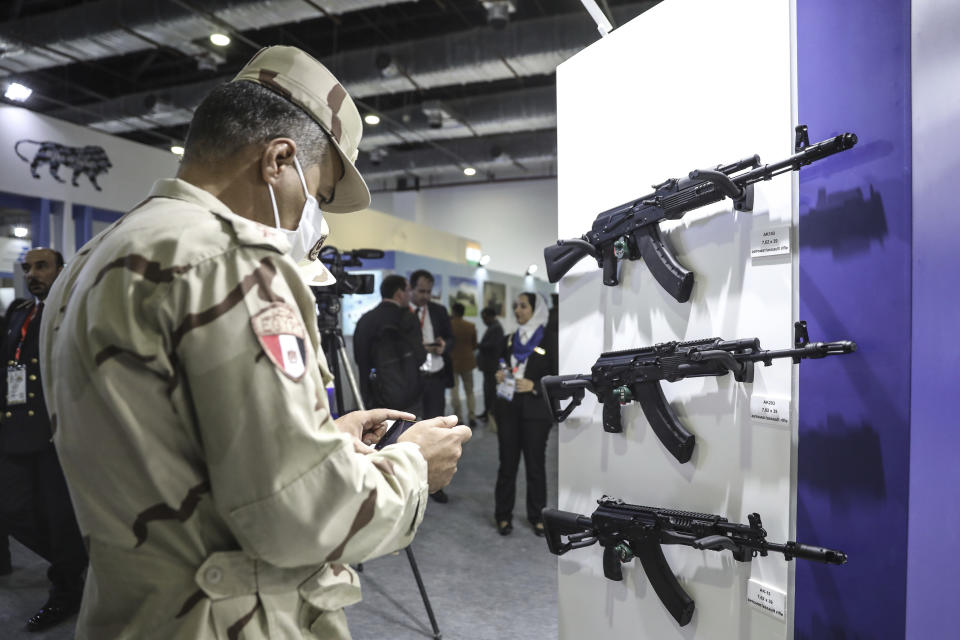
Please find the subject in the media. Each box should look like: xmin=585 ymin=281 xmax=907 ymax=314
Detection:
xmin=251 ymin=303 xmax=308 ymax=381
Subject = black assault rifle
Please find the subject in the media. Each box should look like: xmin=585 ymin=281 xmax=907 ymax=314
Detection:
xmin=540 ymin=322 xmax=856 ymax=463
xmin=544 ymin=126 xmax=858 ymax=302
xmin=542 ymin=496 xmax=847 ymax=626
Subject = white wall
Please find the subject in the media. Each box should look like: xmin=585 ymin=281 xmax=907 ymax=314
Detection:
xmin=371 ymin=177 xmax=558 ymax=278
xmin=556 ymin=1 xmax=796 ymax=639
xmin=0 ymin=105 xmax=180 ymax=211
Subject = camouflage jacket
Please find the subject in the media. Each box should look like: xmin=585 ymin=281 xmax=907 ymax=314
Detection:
xmin=39 ymin=179 xmax=428 ymax=639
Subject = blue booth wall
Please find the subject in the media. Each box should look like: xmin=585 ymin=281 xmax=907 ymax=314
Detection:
xmin=794 ymin=0 xmax=943 ymax=637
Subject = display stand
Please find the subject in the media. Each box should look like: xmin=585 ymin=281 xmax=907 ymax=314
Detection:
xmin=554 ymin=1 xmax=803 ymax=638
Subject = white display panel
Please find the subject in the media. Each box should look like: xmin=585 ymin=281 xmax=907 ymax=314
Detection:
xmin=555 ymin=1 xmax=796 ymax=639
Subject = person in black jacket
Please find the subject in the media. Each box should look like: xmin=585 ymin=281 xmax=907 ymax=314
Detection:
xmin=493 ymin=292 xmax=558 ymax=536
xmin=409 ymin=270 xmax=456 ymax=503
xmin=353 ymin=274 xmax=425 ymax=412
xmin=476 ymin=306 xmax=504 ymax=425
xmin=0 ymin=248 xmax=87 ymax=631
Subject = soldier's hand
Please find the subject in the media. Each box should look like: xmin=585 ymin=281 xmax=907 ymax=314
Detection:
xmin=398 ymin=415 xmax=472 ymax=492
xmin=335 ymin=409 xmax=416 ymax=445
xmin=495 ymin=370 xmax=506 ymax=383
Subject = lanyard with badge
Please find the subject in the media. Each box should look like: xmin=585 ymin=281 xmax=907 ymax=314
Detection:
xmin=7 ymin=303 xmax=39 ymax=406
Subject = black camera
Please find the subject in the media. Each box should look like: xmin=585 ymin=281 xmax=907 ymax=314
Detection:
xmin=312 ymin=246 xmax=383 ymax=333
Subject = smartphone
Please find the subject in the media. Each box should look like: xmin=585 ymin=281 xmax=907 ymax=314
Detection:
xmin=375 ymin=419 xmax=417 ymax=450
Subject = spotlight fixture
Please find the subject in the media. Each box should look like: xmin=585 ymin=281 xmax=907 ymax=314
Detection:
xmin=13 ymin=226 xmax=29 ymax=238
xmin=364 ymin=114 xmax=381 ymax=125
xmin=375 ymin=52 xmax=401 ymax=79
xmin=526 ymin=264 xmax=538 ymax=276
xmin=369 ymin=148 xmax=388 ymax=166
xmin=463 ymin=167 xmax=477 ymax=177
xmin=479 ymin=254 xmax=491 ymax=267
xmin=209 ymin=33 xmax=231 ymax=47
xmin=4 ymin=82 xmax=33 ymax=102
xmin=170 ymin=145 xmax=185 ymax=156
xmin=482 ymin=1 xmax=516 ymax=30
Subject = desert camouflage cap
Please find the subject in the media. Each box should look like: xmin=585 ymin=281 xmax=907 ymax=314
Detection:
xmin=233 ymin=45 xmax=371 ymax=214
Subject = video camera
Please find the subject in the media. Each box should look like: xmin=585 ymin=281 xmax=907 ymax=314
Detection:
xmin=312 ymin=246 xmax=384 ymax=333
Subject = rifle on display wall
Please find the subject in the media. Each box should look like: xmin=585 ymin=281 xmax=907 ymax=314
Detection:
xmin=542 ymin=496 xmax=847 ymax=627
xmin=539 ymin=321 xmax=856 ymax=463
xmin=544 ymin=125 xmax=858 ymax=302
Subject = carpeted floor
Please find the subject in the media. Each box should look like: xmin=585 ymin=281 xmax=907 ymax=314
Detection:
xmin=0 ymin=416 xmax=559 ymax=639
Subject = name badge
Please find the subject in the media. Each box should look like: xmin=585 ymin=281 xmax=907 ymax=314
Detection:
xmin=496 ymin=378 xmax=516 ymax=401
xmin=6 ymin=366 xmax=26 ymax=406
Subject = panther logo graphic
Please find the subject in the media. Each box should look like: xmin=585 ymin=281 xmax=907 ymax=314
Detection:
xmin=14 ymin=139 xmax=113 ymax=191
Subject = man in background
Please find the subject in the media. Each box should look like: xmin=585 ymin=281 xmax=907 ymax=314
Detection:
xmin=409 ymin=269 xmax=455 ymax=503
xmin=354 ymin=275 xmax=425 ymax=412
xmin=0 ymin=248 xmax=86 ymax=632
xmin=476 ymin=306 xmax=505 ymax=428
xmin=448 ymin=302 xmax=477 ymax=427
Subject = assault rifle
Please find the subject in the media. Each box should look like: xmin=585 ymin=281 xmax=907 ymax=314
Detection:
xmin=542 ymin=496 xmax=847 ymax=626
xmin=540 ymin=322 xmax=856 ymax=463
xmin=544 ymin=125 xmax=858 ymax=302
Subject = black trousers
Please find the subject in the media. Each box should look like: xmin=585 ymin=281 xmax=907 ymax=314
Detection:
xmin=494 ymin=398 xmax=552 ymax=524
xmin=0 ymin=446 xmax=87 ymax=605
xmin=481 ymin=370 xmax=497 ymax=416
xmin=421 ymin=373 xmax=448 ymax=420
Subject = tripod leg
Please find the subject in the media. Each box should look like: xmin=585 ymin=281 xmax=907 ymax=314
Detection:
xmin=405 ymin=546 xmax=442 ymax=640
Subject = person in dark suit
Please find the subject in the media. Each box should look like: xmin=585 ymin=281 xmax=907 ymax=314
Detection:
xmin=0 ymin=248 xmax=87 ymax=631
xmin=476 ymin=306 xmax=504 ymax=425
xmin=493 ymin=292 xmax=557 ymax=536
xmin=409 ymin=269 xmax=455 ymax=502
xmin=353 ymin=274 xmax=425 ymax=411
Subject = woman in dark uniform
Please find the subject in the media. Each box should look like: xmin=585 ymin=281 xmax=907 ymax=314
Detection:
xmin=493 ymin=292 xmax=557 ymax=536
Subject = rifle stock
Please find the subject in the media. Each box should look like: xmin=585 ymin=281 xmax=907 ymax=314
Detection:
xmin=542 ymin=508 xmax=594 ymax=555
xmin=544 ymin=239 xmax=596 ymax=284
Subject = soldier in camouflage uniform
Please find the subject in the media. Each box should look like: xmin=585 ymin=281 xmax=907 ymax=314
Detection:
xmin=39 ymin=46 xmax=471 ymax=639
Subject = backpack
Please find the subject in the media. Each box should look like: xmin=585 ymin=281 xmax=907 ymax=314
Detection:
xmin=370 ymin=322 xmax=424 ymax=410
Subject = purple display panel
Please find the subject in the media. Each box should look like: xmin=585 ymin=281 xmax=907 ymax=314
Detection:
xmin=796 ymin=0 xmax=911 ymax=638
xmin=905 ymin=2 xmax=960 ymax=635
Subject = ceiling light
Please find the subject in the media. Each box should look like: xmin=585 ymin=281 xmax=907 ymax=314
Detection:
xmin=170 ymin=145 xmax=185 ymax=156
xmin=463 ymin=167 xmax=477 ymax=176
xmin=526 ymin=264 xmax=538 ymax=275
xmin=5 ymin=82 xmax=33 ymax=102
xmin=479 ymin=254 xmax=491 ymax=267
xmin=364 ymin=114 xmax=381 ymax=125
xmin=209 ymin=33 xmax=231 ymax=47
xmin=13 ymin=226 xmax=29 ymax=238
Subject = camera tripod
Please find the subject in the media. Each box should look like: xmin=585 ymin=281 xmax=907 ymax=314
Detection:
xmin=313 ymin=276 xmax=442 ymax=640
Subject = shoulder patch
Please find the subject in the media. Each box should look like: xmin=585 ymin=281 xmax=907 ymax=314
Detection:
xmin=251 ymin=303 xmax=307 ymax=381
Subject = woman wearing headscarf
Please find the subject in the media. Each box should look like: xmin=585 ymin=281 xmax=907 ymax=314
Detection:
xmin=493 ymin=291 xmax=558 ymax=536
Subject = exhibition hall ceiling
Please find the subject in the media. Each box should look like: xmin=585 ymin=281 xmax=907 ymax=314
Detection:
xmin=0 ymin=0 xmax=658 ymax=191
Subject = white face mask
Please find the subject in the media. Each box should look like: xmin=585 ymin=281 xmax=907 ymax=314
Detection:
xmin=267 ymin=156 xmax=328 ymax=262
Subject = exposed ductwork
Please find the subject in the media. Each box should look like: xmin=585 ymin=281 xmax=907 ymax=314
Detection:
xmin=357 ymin=130 xmax=557 ymax=190
xmin=359 ymin=85 xmax=557 ymax=150
xmin=42 ymin=3 xmax=653 ymax=137
xmin=0 ymin=0 xmax=416 ymax=76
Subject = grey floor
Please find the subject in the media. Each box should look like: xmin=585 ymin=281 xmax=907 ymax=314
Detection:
xmin=0 ymin=415 xmax=559 ymax=639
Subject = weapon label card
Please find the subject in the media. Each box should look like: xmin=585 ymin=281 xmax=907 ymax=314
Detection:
xmin=747 ymin=579 xmax=787 ymax=621
xmin=750 ymin=394 xmax=791 ymax=425
xmin=750 ymin=224 xmax=792 ymax=258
